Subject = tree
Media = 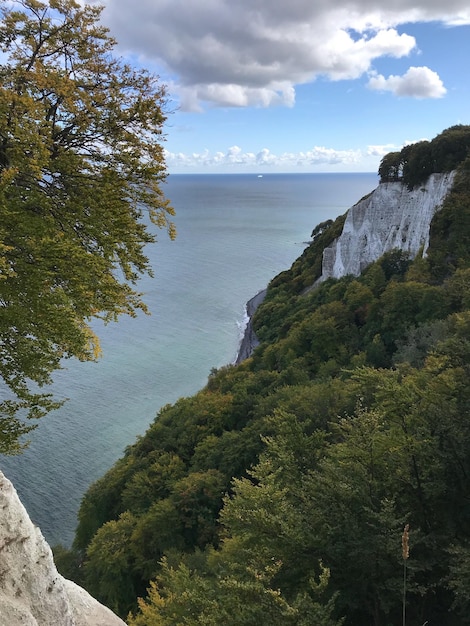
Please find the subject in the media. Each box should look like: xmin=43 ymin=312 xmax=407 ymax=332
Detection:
xmin=431 ymin=125 xmax=470 ymax=173
xmin=0 ymin=0 xmax=175 ymax=452
xmin=378 ymin=151 xmax=403 ymax=182
xmin=402 ymin=141 xmax=433 ymax=189
xmin=84 ymin=511 xmax=140 ymax=617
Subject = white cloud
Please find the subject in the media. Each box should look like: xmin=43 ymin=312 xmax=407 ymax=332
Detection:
xmin=367 ymin=66 xmax=447 ymax=98
xmin=367 ymin=144 xmax=401 ymax=157
xmin=192 ymin=82 xmax=296 ymax=109
xmin=96 ymin=0 xmax=466 ymax=108
xmin=164 ymin=145 xmax=362 ymax=172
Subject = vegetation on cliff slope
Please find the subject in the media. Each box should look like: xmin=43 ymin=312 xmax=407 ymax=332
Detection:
xmin=53 ymin=127 xmax=470 ymax=625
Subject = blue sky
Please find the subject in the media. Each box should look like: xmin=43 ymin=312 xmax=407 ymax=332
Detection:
xmin=95 ymin=1 xmax=470 ymax=174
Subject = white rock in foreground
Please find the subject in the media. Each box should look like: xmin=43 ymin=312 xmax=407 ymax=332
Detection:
xmin=0 ymin=471 xmax=126 ymax=626
xmin=320 ymin=171 xmax=456 ymax=281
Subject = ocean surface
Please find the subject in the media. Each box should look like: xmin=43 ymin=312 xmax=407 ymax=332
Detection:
xmin=0 ymin=172 xmax=378 ymax=547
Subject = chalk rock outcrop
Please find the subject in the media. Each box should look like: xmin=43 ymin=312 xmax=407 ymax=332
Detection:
xmin=0 ymin=471 xmax=126 ymax=626
xmin=319 ymin=171 xmax=456 ymax=281
xmin=235 ymin=289 xmax=266 ymax=364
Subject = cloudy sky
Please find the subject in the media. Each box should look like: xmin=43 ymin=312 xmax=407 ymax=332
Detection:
xmin=96 ymin=0 xmax=470 ymax=174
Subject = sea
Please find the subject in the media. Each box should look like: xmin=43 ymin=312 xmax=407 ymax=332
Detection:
xmin=0 ymin=172 xmax=378 ymax=547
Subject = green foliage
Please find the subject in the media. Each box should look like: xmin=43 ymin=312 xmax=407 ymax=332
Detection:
xmin=84 ymin=511 xmax=140 ymax=616
xmin=448 ymin=543 xmax=470 ymax=622
xmin=402 ymin=140 xmax=434 ymax=189
xmin=0 ymin=0 xmax=174 ymax=452
xmin=427 ymin=159 xmax=470 ymax=280
xmin=378 ymin=150 xmax=404 ymax=182
xmin=378 ymin=249 xmax=412 ymax=280
xmin=128 ymin=556 xmax=342 ymax=626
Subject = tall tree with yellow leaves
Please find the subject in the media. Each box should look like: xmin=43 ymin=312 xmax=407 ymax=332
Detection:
xmin=0 ymin=0 xmax=175 ymax=452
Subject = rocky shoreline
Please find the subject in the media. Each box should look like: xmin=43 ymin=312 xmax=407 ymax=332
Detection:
xmin=235 ymin=288 xmax=266 ymax=364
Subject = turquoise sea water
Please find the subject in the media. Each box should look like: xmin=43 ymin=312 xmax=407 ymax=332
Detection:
xmin=0 ymin=172 xmax=378 ymax=546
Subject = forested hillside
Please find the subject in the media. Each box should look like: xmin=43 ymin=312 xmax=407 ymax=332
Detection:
xmin=59 ymin=126 xmax=470 ymax=625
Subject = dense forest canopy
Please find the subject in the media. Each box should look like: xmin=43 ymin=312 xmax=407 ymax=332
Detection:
xmin=52 ymin=129 xmax=470 ymax=626
xmin=0 ymin=0 xmax=174 ymax=453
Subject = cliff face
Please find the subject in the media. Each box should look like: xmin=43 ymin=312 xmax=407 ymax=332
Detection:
xmin=235 ymin=289 xmax=266 ymax=364
xmin=0 ymin=471 xmax=125 ymax=626
xmin=319 ymin=171 xmax=456 ymax=281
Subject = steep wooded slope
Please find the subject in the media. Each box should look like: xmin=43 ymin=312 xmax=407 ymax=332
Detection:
xmin=62 ymin=127 xmax=470 ymax=626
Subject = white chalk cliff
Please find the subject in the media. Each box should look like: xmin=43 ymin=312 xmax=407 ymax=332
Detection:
xmin=319 ymin=171 xmax=456 ymax=282
xmin=0 ymin=470 xmax=126 ymax=626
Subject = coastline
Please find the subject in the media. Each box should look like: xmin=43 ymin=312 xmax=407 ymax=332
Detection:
xmin=235 ymin=289 xmax=267 ymax=364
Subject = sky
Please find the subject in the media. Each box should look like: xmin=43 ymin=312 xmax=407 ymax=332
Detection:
xmin=93 ymin=0 xmax=470 ymax=174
